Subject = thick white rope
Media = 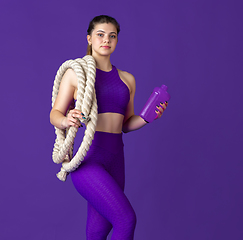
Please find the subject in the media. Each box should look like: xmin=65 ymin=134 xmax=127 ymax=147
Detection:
xmin=51 ymin=55 xmax=97 ymax=181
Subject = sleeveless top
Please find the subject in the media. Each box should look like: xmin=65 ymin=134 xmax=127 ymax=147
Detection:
xmin=95 ymin=65 xmax=130 ymax=116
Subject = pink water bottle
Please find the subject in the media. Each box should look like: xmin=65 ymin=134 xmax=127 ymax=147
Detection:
xmin=139 ymin=85 xmax=171 ymax=123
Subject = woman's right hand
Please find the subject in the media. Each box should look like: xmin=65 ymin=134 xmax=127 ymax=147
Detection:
xmin=61 ymin=109 xmax=85 ymax=129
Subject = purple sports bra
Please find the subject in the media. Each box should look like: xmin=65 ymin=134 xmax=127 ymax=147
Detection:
xmin=95 ymin=65 xmax=130 ymax=116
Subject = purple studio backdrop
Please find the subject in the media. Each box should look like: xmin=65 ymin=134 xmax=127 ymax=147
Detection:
xmin=1 ymin=0 xmax=242 ymax=239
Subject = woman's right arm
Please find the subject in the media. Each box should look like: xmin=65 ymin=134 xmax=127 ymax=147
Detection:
xmin=50 ymin=69 xmax=82 ymax=129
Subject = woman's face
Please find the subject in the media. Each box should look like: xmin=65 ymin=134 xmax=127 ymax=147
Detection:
xmin=87 ymin=23 xmax=118 ymax=57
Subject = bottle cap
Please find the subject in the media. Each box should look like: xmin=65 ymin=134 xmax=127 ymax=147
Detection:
xmin=161 ymin=85 xmax=168 ymax=91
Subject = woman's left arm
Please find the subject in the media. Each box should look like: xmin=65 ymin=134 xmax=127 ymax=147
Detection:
xmin=122 ymin=72 xmax=168 ymax=133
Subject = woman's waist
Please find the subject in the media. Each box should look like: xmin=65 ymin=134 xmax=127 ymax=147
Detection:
xmin=95 ymin=113 xmax=124 ymax=134
xmin=92 ymin=130 xmax=124 ymax=153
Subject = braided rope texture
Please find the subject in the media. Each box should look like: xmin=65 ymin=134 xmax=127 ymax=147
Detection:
xmin=51 ymin=55 xmax=97 ymax=181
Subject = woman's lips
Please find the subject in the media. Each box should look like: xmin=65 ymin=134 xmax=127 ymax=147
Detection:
xmin=102 ymin=46 xmax=111 ymax=49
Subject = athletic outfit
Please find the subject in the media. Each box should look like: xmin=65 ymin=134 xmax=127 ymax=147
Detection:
xmin=71 ymin=66 xmax=136 ymax=240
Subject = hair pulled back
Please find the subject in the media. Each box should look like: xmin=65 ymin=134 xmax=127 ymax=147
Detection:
xmin=86 ymin=15 xmax=120 ymax=55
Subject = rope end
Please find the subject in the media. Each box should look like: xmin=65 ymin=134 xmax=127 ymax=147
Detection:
xmin=56 ymin=168 xmax=69 ymax=182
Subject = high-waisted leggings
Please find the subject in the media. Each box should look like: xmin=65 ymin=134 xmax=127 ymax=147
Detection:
xmin=71 ymin=131 xmax=136 ymax=240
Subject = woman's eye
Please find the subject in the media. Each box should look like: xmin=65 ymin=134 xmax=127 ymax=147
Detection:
xmin=110 ymin=35 xmax=116 ymax=39
xmin=98 ymin=34 xmax=103 ymax=37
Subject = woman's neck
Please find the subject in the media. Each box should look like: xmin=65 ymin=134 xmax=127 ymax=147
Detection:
xmin=92 ymin=54 xmax=112 ymax=72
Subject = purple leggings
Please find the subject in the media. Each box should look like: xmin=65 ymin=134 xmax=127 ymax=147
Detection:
xmin=71 ymin=131 xmax=136 ymax=240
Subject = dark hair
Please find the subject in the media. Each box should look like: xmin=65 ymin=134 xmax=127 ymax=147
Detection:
xmin=86 ymin=15 xmax=120 ymax=55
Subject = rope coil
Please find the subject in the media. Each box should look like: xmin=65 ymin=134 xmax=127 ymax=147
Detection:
xmin=51 ymin=55 xmax=97 ymax=181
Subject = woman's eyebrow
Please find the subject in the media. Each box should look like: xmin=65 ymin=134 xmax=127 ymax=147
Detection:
xmin=96 ymin=30 xmax=117 ymax=35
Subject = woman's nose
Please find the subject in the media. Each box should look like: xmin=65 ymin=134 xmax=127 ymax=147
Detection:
xmin=103 ymin=35 xmax=110 ymax=43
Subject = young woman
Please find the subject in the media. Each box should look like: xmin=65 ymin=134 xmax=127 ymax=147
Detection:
xmin=50 ymin=15 xmax=168 ymax=240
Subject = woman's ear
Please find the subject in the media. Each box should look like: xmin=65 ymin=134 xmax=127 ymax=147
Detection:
xmin=87 ymin=35 xmax=92 ymax=45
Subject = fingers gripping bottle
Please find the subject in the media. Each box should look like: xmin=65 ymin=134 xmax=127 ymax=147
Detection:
xmin=139 ymin=85 xmax=171 ymax=123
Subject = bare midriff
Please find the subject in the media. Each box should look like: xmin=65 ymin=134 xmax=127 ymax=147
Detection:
xmin=95 ymin=113 xmax=124 ymax=133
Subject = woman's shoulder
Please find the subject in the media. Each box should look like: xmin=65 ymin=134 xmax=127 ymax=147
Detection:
xmin=117 ymin=68 xmax=134 ymax=79
xmin=62 ymin=68 xmax=78 ymax=88
xmin=64 ymin=68 xmax=77 ymax=78
xmin=117 ymin=68 xmax=136 ymax=93
xmin=117 ymin=68 xmax=135 ymax=84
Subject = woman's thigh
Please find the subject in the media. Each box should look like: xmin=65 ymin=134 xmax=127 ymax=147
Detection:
xmin=71 ymin=162 xmax=134 ymax=225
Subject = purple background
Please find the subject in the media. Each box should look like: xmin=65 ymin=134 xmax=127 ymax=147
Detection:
xmin=1 ymin=0 xmax=242 ymax=239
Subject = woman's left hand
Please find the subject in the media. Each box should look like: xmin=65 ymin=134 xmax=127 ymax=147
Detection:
xmin=155 ymin=101 xmax=168 ymax=119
